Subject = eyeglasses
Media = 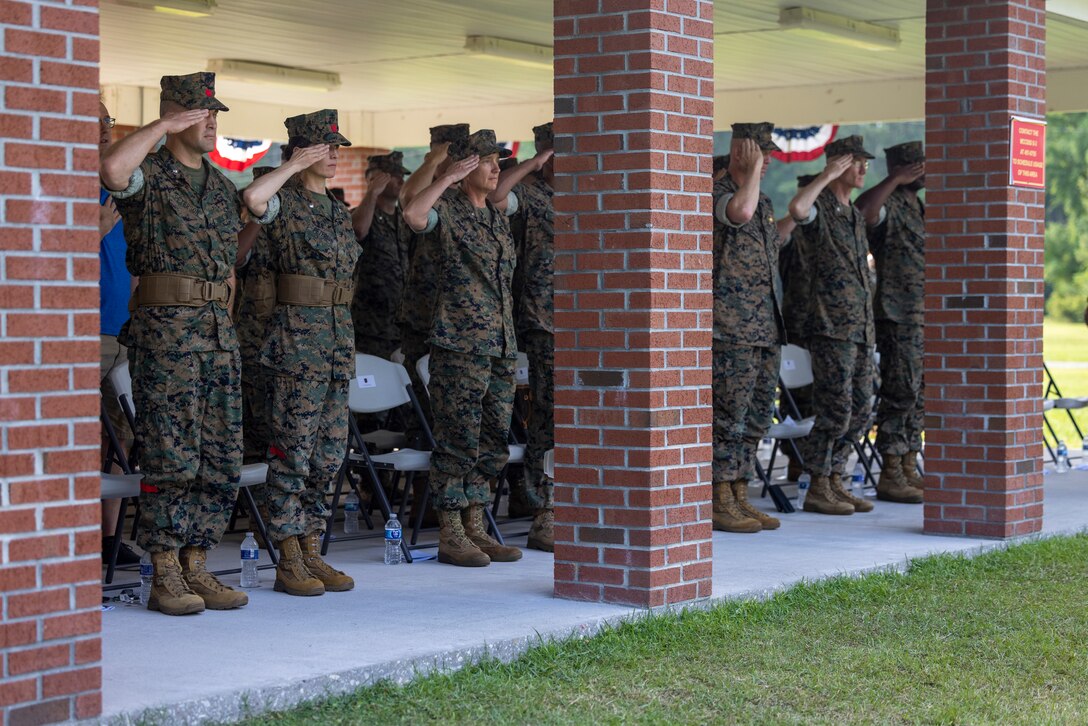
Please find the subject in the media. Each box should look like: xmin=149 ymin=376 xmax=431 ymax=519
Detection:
xmin=102 ymin=116 xmax=116 ymax=129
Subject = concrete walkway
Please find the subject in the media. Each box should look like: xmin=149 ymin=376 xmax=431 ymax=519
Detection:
xmin=96 ymin=467 xmax=1088 ymax=724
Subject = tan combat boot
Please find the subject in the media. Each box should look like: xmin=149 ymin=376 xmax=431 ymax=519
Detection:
xmin=803 ymin=475 xmax=855 ymax=515
xmin=731 ymin=479 xmax=781 ymax=530
xmin=299 ymin=532 xmax=354 ymax=591
xmin=527 ymin=509 xmax=554 ymax=552
xmin=463 ymin=504 xmax=523 ymax=561
xmin=148 ymin=550 xmax=204 ymax=616
xmin=712 ymin=481 xmax=762 ymax=533
xmin=876 ymin=454 xmax=924 ymax=503
xmin=827 ymin=472 xmax=874 ymax=512
xmin=437 ymin=509 xmax=491 ymax=567
xmin=273 ymin=536 xmax=325 ymax=596
xmin=902 ymin=451 xmax=925 ymax=491
xmin=179 ymin=545 xmax=249 ymax=609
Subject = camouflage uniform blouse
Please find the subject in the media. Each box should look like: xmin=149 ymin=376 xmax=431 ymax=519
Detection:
xmin=511 ymin=174 xmax=554 ymax=336
xmin=712 ymin=173 xmax=786 ymax=347
xmin=112 ymin=146 xmax=242 ymax=352
xmin=351 ymin=205 xmax=412 ymax=345
xmin=790 ymin=188 xmax=875 ymax=345
xmin=397 ymin=228 xmax=442 ymax=339
xmin=234 ymin=231 xmax=274 ymax=365
xmin=260 ymin=178 xmax=360 ymax=380
xmin=869 ymin=187 xmax=925 ymax=325
xmin=428 ymin=188 xmax=517 ymax=359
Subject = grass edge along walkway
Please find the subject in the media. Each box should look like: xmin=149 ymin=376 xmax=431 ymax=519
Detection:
xmin=239 ymin=532 xmax=1088 ymax=725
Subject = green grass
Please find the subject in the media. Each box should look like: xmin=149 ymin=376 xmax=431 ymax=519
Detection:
xmin=1044 ymin=317 xmax=1088 ymax=363
xmin=243 ymin=535 xmax=1088 ymax=725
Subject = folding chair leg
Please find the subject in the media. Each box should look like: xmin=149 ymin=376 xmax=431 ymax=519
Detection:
xmin=240 ymin=486 xmax=278 ymax=566
xmin=484 ymin=506 xmax=505 ymax=545
xmin=103 ymin=497 xmax=130 ymax=585
xmin=491 ymin=464 xmax=509 ymax=518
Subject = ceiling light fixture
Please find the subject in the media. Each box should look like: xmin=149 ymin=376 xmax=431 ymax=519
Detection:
xmin=465 ymin=36 xmax=553 ymax=69
xmin=206 ymin=59 xmax=341 ymax=92
xmin=778 ymin=7 xmax=900 ymax=52
xmin=109 ymin=0 xmax=217 ymax=18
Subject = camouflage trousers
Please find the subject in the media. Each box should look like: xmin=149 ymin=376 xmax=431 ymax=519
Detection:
xmin=875 ymin=321 xmax=924 ymax=456
xmin=131 ymin=347 xmax=242 ymax=553
xmin=712 ymin=341 xmax=780 ymax=482
xmin=522 ymin=330 xmax=554 ymax=511
xmin=264 ymin=374 xmax=349 ymax=543
xmin=428 ymin=346 xmax=515 ymax=511
xmin=240 ymin=351 xmax=270 ymax=465
xmin=795 ymin=336 xmax=874 ymax=477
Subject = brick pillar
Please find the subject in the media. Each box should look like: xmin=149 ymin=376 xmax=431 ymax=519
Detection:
xmin=923 ymin=0 xmax=1045 ymax=537
xmin=1 ymin=1 xmax=104 ymax=722
xmin=552 ymin=0 xmax=714 ymax=607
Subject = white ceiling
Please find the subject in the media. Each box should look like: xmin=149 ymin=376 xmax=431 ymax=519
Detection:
xmin=98 ymin=0 xmax=1088 ymax=144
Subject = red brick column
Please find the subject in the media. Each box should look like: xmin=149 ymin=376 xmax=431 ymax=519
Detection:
xmin=923 ymin=0 xmax=1045 ymax=537
xmin=1 ymin=1 xmax=104 ymax=722
xmin=552 ymin=0 xmax=714 ymax=607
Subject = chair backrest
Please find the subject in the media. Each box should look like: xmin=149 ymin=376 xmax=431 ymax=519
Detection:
xmin=108 ymin=360 xmax=136 ymax=423
xmin=390 ymin=348 xmax=405 ymax=365
xmin=349 ymin=353 xmax=413 ymax=414
xmin=515 ymin=351 xmax=530 ymax=385
xmin=779 ymin=344 xmax=814 ymax=389
xmin=417 ymin=353 xmax=430 ymax=391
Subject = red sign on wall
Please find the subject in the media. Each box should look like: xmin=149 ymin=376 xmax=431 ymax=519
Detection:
xmin=1010 ymin=117 xmax=1046 ymax=189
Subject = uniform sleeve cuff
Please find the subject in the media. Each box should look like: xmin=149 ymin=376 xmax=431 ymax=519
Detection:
xmin=714 ymin=193 xmax=744 ymax=228
xmin=794 ymin=206 xmax=818 ymax=225
xmin=109 ymin=168 xmax=145 ymax=200
xmin=254 ymin=194 xmax=280 ymax=225
xmin=421 ymin=208 xmax=439 ymax=234
xmin=504 ymin=191 xmax=519 ymax=216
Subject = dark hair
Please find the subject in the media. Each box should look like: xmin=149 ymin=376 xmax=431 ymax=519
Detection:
xmin=282 ymin=135 xmax=311 ymax=162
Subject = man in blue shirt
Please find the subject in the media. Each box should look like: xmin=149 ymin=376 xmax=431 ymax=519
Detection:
xmin=99 ymin=100 xmax=140 ymax=565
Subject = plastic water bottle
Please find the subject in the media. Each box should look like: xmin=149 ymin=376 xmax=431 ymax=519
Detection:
xmin=344 ymin=492 xmax=361 ymax=534
xmin=139 ymin=552 xmax=153 ymax=605
xmin=1055 ymin=441 xmax=1071 ymax=474
xmin=852 ymin=463 xmax=866 ymax=497
xmin=1077 ymin=435 xmax=1088 ymax=470
xmin=384 ymin=514 xmax=403 ymax=565
xmin=240 ymin=532 xmax=260 ymax=588
xmin=796 ymin=473 xmax=810 ymax=508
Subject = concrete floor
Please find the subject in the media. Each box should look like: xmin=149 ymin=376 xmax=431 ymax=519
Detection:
xmin=96 ymin=464 xmax=1088 ymax=724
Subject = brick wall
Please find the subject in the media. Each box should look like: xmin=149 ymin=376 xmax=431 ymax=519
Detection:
xmin=333 ymin=146 xmax=389 ymax=208
xmin=1 ymin=0 xmax=104 ymax=723
xmin=923 ymin=0 xmax=1045 ymax=537
xmin=552 ymin=0 xmax=715 ymax=607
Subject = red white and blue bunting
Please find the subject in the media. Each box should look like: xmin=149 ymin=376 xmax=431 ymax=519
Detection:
xmin=770 ymin=125 xmax=838 ymax=163
xmin=209 ymin=137 xmax=273 ymax=172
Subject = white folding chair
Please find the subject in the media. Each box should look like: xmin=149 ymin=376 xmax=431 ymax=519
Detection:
xmin=757 ymin=344 xmax=818 ymax=512
xmin=330 ymin=354 xmax=436 ymax=560
xmin=107 ymin=360 xmax=277 ymax=566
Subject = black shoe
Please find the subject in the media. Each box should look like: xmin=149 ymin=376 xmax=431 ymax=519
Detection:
xmin=103 ymin=537 xmax=142 ymax=566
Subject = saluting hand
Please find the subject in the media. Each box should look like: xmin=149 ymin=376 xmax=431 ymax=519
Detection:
xmin=158 ymin=109 xmax=210 ymax=134
xmin=822 ymin=154 xmax=854 ymax=181
xmin=425 ymin=141 xmax=451 ymax=166
xmin=529 ymin=148 xmax=555 ymax=171
xmin=288 ymin=144 xmax=330 ymax=170
xmin=893 ymin=161 xmax=925 ymax=186
xmin=445 ymin=155 xmax=480 ymax=183
xmin=736 ymin=138 xmax=763 ymax=175
xmin=367 ymin=171 xmax=392 ymax=196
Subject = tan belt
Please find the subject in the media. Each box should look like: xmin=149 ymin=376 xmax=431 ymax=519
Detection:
xmin=132 ymin=273 xmax=231 ymax=309
xmin=276 ymin=274 xmax=354 ymax=306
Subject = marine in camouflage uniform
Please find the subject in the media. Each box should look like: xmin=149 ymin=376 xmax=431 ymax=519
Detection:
xmin=505 ymin=122 xmax=556 ymax=550
xmin=710 ymin=123 xmax=786 ymax=534
xmin=350 ymin=151 xmax=413 ymax=360
xmin=104 ymin=72 xmax=246 ymax=614
xmin=398 ymin=123 xmax=472 ymax=441
xmin=787 ymin=135 xmax=878 ymax=515
xmin=243 ymin=109 xmax=360 ymax=595
xmin=403 ymin=129 xmax=523 ymax=567
xmin=235 ymin=165 xmax=277 ymax=465
xmin=857 ymin=141 xmax=926 ymax=503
